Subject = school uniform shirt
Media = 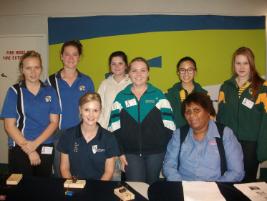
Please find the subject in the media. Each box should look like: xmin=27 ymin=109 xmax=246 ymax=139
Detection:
xmin=217 ymin=76 xmax=267 ymax=161
xmin=98 ymin=74 xmax=131 ymax=129
xmin=165 ymin=82 xmax=207 ymax=128
xmin=1 ymin=81 xmax=61 ymax=146
xmin=108 ymin=83 xmax=176 ymax=155
xmin=57 ymin=123 xmax=119 ymax=180
xmin=163 ymin=120 xmax=244 ymax=182
xmin=47 ymin=69 xmax=94 ymax=130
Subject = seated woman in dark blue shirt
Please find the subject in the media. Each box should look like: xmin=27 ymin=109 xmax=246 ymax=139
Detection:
xmin=57 ymin=92 xmax=119 ymax=180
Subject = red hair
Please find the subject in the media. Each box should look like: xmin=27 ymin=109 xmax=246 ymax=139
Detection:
xmin=232 ymin=47 xmax=264 ymax=99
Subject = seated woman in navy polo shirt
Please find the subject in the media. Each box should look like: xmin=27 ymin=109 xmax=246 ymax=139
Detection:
xmin=57 ymin=92 xmax=119 ymax=180
xmin=1 ymin=51 xmax=60 ymax=177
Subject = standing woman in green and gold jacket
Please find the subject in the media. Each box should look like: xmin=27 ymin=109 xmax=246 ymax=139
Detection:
xmin=217 ymin=47 xmax=267 ymax=182
xmin=165 ymin=57 xmax=207 ymax=128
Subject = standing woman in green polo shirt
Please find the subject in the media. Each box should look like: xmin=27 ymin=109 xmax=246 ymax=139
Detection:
xmin=1 ymin=51 xmax=61 ymax=177
xmin=217 ymin=47 xmax=267 ymax=182
xmin=165 ymin=56 xmax=207 ymax=128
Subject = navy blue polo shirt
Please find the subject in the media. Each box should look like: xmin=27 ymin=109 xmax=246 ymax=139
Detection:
xmin=1 ymin=81 xmax=61 ymax=146
xmin=47 ymin=70 xmax=94 ymax=130
xmin=57 ymin=123 xmax=119 ymax=180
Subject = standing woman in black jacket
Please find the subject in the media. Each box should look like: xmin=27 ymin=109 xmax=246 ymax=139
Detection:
xmin=109 ymin=57 xmax=176 ymax=184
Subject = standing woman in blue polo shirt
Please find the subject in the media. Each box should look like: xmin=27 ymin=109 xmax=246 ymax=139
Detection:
xmin=57 ymin=92 xmax=119 ymax=180
xmin=1 ymin=51 xmax=60 ymax=177
xmin=47 ymin=40 xmax=94 ymax=177
xmin=109 ymin=57 xmax=176 ymax=184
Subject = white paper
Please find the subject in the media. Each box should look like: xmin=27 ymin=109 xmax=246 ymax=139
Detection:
xmin=41 ymin=146 xmax=53 ymax=155
xmin=234 ymin=182 xmax=267 ymax=201
xmin=126 ymin=181 xmax=149 ymax=200
xmin=182 ymin=181 xmax=226 ymax=201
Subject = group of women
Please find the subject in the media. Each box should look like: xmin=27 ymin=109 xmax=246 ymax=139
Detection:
xmin=1 ymin=40 xmax=266 ymax=184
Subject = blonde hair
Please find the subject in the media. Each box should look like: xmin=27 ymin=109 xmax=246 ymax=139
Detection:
xmin=18 ymin=50 xmax=42 ymax=81
xmin=79 ymin=92 xmax=102 ymax=109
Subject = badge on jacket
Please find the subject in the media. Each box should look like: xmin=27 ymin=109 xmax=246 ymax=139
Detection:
xmin=242 ymin=98 xmax=254 ymax=109
xmin=125 ymin=99 xmax=137 ymax=108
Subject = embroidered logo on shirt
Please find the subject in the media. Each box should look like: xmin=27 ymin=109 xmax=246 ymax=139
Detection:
xmin=92 ymin=145 xmax=105 ymax=154
xmin=145 ymin=99 xmax=155 ymax=104
xmin=74 ymin=142 xmax=79 ymax=152
xmin=45 ymin=96 xmax=52 ymax=102
xmin=249 ymin=88 xmax=253 ymax=95
xmin=79 ymin=85 xmax=86 ymax=91
xmin=179 ymin=89 xmax=186 ymax=102
xmin=208 ymin=139 xmax=217 ymax=145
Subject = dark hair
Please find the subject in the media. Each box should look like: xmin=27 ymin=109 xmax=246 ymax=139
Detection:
xmin=108 ymin=51 xmax=128 ymax=73
xmin=232 ymin=47 xmax=264 ymax=99
xmin=129 ymin=57 xmax=150 ymax=71
xmin=19 ymin=50 xmax=42 ymax=81
xmin=109 ymin=51 xmax=128 ymax=66
xmin=182 ymin=92 xmax=216 ymax=116
xmin=61 ymin=40 xmax=83 ymax=55
xmin=176 ymin=56 xmax=197 ymax=73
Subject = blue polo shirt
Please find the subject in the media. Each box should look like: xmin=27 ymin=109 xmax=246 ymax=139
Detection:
xmin=47 ymin=69 xmax=94 ymax=130
xmin=57 ymin=123 xmax=119 ymax=180
xmin=1 ymin=81 xmax=61 ymax=146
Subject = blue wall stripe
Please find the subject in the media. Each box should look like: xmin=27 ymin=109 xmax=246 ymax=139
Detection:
xmin=48 ymin=15 xmax=265 ymax=45
xmin=148 ymin=56 xmax=162 ymax=68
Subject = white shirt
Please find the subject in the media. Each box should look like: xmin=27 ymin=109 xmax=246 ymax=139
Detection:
xmin=98 ymin=74 xmax=131 ymax=128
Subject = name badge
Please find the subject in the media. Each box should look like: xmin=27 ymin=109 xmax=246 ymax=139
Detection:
xmin=125 ymin=99 xmax=137 ymax=108
xmin=41 ymin=146 xmax=53 ymax=155
xmin=242 ymin=98 xmax=254 ymax=109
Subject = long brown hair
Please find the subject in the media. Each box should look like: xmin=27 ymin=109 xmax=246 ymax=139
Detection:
xmin=108 ymin=51 xmax=128 ymax=73
xmin=232 ymin=47 xmax=264 ymax=99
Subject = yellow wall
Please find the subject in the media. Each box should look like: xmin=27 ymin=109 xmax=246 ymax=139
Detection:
xmin=49 ymin=29 xmax=265 ymax=92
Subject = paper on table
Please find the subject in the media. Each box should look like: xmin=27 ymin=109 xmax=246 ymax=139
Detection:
xmin=126 ymin=181 xmax=149 ymax=200
xmin=234 ymin=182 xmax=267 ymax=201
xmin=182 ymin=181 xmax=226 ymax=201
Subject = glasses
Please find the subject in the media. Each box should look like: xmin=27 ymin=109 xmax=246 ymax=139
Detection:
xmin=185 ymin=108 xmax=201 ymax=116
xmin=179 ymin=68 xmax=195 ymax=74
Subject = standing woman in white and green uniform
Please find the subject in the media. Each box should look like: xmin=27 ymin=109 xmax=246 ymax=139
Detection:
xmin=109 ymin=57 xmax=176 ymax=184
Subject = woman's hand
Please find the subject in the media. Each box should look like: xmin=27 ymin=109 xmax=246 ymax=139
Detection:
xmin=119 ymin=155 xmax=128 ymax=172
xmin=28 ymin=151 xmax=41 ymax=166
xmin=21 ymin=141 xmax=38 ymax=154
